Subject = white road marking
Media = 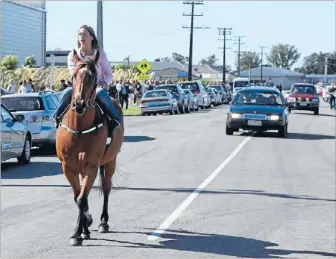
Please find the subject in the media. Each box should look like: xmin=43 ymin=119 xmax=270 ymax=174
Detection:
xmin=148 ymin=136 xmax=252 ymax=241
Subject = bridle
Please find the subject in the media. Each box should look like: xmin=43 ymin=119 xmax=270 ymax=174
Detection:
xmin=71 ymin=57 xmax=98 ymax=115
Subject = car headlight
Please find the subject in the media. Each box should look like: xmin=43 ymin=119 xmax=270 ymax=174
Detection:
xmin=229 ymin=113 xmax=242 ymax=119
xmin=312 ymin=98 xmax=319 ymax=102
xmin=287 ymin=97 xmax=296 ymax=102
xmin=267 ymin=115 xmax=280 ymax=120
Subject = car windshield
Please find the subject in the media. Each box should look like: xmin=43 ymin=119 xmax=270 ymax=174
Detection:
xmin=291 ymin=85 xmax=316 ymax=94
xmin=210 ymin=85 xmax=222 ymax=92
xmin=234 ymin=81 xmax=249 ymax=88
xmin=1 ymin=97 xmax=44 ymax=111
xmin=144 ymin=90 xmax=167 ymax=98
xmin=233 ymin=91 xmax=284 ymax=106
xmin=180 ymin=82 xmax=199 ymax=93
xmin=155 ymin=85 xmax=178 ymax=93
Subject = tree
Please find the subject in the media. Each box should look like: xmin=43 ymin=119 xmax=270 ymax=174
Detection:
xmin=199 ymin=54 xmax=219 ymax=66
xmin=171 ymin=52 xmax=188 ymax=64
xmin=267 ymin=44 xmax=300 ymax=69
xmin=0 ymin=55 xmax=18 ymax=70
xmin=236 ymin=51 xmax=261 ymax=71
xmin=295 ymin=51 xmax=336 ymax=74
xmin=24 ymin=56 xmax=36 ymax=68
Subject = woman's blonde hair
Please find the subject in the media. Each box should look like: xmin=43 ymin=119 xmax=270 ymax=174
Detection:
xmin=77 ymin=25 xmax=99 ymax=50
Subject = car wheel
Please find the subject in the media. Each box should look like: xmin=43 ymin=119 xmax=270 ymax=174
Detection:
xmin=278 ymin=124 xmax=287 ymax=138
xmin=226 ymin=124 xmax=234 ymax=135
xmin=17 ymin=136 xmax=31 ymax=164
xmin=314 ymin=108 xmax=319 ymax=115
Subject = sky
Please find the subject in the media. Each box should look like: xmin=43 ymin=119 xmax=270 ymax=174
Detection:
xmin=46 ymin=1 xmax=336 ymax=69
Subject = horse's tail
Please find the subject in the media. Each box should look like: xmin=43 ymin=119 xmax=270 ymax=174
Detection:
xmin=98 ymin=165 xmax=105 ymax=196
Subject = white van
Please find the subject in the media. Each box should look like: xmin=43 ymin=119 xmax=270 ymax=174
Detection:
xmin=232 ymin=77 xmax=250 ymax=96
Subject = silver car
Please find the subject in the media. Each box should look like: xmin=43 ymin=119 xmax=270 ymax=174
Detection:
xmin=140 ymin=89 xmax=178 ymax=115
xmin=1 ymin=92 xmax=60 ymax=152
xmin=1 ymin=104 xmax=32 ymax=164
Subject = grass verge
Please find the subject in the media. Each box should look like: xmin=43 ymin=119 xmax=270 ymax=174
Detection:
xmin=122 ymin=105 xmax=141 ymax=116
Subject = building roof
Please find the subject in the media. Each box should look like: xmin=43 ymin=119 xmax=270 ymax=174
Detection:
xmin=191 ymin=65 xmax=220 ymax=75
xmin=109 ymin=61 xmax=186 ymax=71
xmin=239 ymin=66 xmax=305 ymax=78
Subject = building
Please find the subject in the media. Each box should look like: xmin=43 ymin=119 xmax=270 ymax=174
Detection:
xmin=238 ymin=66 xmax=306 ymax=90
xmin=0 ymin=0 xmax=47 ymax=67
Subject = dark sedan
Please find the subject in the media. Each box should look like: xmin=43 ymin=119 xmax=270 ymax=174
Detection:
xmin=226 ymin=87 xmax=288 ymax=138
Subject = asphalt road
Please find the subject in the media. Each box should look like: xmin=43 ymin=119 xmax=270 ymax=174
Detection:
xmin=2 ymin=102 xmax=335 ymax=259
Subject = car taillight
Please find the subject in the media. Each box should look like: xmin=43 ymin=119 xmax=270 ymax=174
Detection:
xmin=30 ymin=115 xmax=40 ymax=122
xmin=140 ymin=100 xmax=147 ymax=104
xmin=194 ymin=90 xmax=200 ymax=94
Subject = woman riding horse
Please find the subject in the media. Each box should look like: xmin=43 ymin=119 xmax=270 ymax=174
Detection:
xmin=54 ymin=25 xmax=120 ymax=127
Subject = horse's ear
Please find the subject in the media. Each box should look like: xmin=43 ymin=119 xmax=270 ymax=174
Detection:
xmin=72 ymin=49 xmax=79 ymax=64
xmin=95 ymin=49 xmax=100 ymax=64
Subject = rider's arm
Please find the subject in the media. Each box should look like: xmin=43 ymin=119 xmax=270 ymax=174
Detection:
xmin=99 ymin=50 xmax=113 ymax=86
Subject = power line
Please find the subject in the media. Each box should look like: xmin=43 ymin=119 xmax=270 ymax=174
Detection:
xmin=233 ymin=36 xmax=245 ymax=77
xmin=257 ymin=46 xmax=267 ymax=82
xmin=218 ymin=27 xmax=232 ymax=83
xmin=182 ymin=1 xmax=209 ymax=81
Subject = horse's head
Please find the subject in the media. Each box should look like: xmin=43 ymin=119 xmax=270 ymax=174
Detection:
xmin=71 ymin=49 xmax=100 ymax=116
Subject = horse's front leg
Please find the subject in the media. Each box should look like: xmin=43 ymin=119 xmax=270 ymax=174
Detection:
xmin=70 ymin=167 xmax=98 ymax=246
xmin=98 ymin=160 xmax=116 ymax=233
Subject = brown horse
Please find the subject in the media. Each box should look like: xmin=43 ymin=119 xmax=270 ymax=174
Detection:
xmin=56 ymin=50 xmax=124 ymax=246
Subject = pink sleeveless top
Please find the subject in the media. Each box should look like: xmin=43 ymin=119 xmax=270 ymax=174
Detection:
xmin=67 ymin=48 xmax=113 ymax=86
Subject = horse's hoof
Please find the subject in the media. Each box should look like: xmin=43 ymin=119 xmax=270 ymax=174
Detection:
xmin=98 ymin=223 xmax=109 ymax=233
xmin=81 ymin=232 xmax=91 ymax=240
xmin=69 ymin=237 xmax=83 ymax=246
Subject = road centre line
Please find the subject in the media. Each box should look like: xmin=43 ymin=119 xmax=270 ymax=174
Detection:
xmin=148 ymin=136 xmax=252 ymax=241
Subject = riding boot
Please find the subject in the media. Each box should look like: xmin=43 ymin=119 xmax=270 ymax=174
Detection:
xmin=54 ymin=87 xmax=73 ymax=128
xmin=95 ymin=87 xmax=121 ymax=126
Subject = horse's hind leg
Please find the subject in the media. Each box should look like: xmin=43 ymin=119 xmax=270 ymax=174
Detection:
xmin=98 ymin=160 xmax=116 ymax=233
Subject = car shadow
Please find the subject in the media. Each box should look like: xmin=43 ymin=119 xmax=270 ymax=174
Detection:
xmin=1 ymin=161 xmax=62 ymax=179
xmin=293 ymin=112 xmax=335 ymax=118
xmin=1 ymin=185 xmax=334 ymax=203
xmin=238 ymin=131 xmax=335 ymax=140
xmin=87 ymin=229 xmax=335 ymax=258
xmin=123 ymin=136 xmax=156 ymax=142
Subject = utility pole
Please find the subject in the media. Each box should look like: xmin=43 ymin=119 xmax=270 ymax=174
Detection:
xmin=218 ymin=27 xmax=232 ymax=83
xmin=257 ymin=46 xmax=267 ymax=82
xmin=233 ymin=36 xmax=245 ymax=77
xmin=97 ymin=0 xmax=104 ymax=50
xmin=182 ymin=1 xmax=209 ymax=81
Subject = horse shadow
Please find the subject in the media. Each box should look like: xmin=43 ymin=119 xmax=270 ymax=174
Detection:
xmin=89 ymin=229 xmax=335 ymax=258
xmin=123 ymin=136 xmax=156 ymax=142
xmin=1 ymin=161 xmax=62 ymax=179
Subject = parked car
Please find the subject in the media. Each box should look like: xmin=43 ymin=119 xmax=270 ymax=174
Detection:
xmin=206 ymin=87 xmax=220 ymax=106
xmin=1 ymin=104 xmax=32 ymax=164
xmin=180 ymin=80 xmax=208 ymax=109
xmin=209 ymin=85 xmax=227 ymax=104
xmin=1 ymin=91 xmax=60 ymax=152
xmin=154 ymin=84 xmax=189 ymax=113
xmin=183 ymin=89 xmax=199 ymax=111
xmin=139 ymin=89 xmax=178 ymax=115
xmin=226 ymin=87 xmax=288 ymax=138
xmin=286 ymin=83 xmax=320 ymax=115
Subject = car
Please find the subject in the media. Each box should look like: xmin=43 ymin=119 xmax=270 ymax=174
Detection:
xmin=139 ymin=89 xmax=178 ymax=115
xmin=183 ymin=89 xmax=199 ymax=111
xmin=209 ymin=85 xmax=227 ymax=103
xmin=1 ymin=104 xmax=32 ymax=164
xmin=286 ymin=83 xmax=320 ymax=115
xmin=1 ymin=91 xmax=60 ymax=151
xmin=180 ymin=80 xmax=208 ymax=109
xmin=226 ymin=87 xmax=288 ymax=138
xmin=154 ymin=84 xmax=189 ymax=113
xmin=206 ymin=87 xmax=220 ymax=106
